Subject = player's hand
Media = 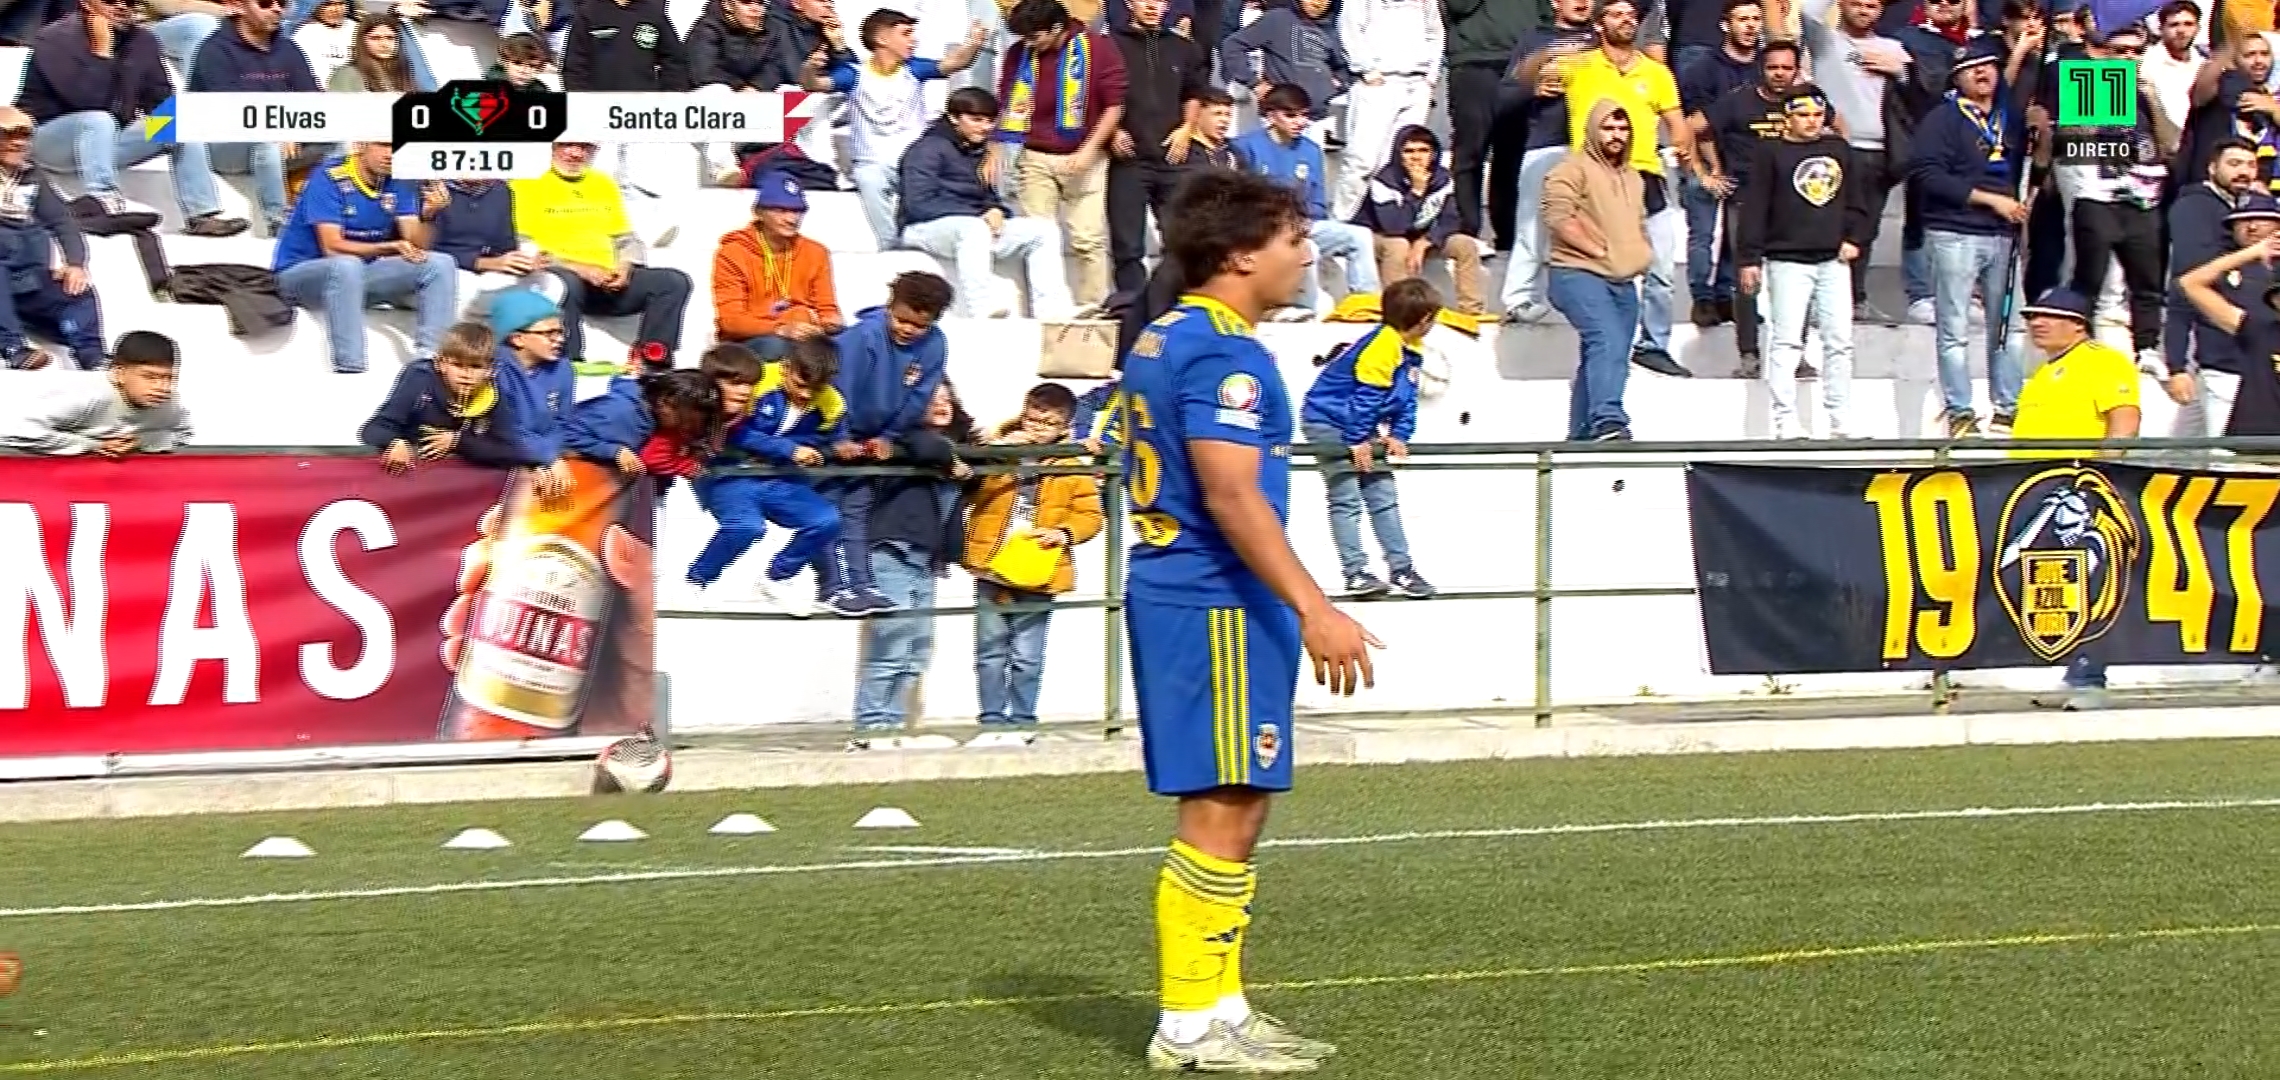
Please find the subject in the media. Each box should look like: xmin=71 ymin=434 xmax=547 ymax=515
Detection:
xmin=55 ymin=263 xmax=87 ymax=295
xmin=1738 ymin=265 xmax=1761 ymax=294
xmin=95 ymin=433 xmax=137 ymax=458
xmin=832 ymin=439 xmax=865 ymax=461
xmin=791 ymin=445 xmax=824 ymax=466
xmin=1348 ymin=442 xmax=1374 ymax=473
xmin=1301 ymin=604 xmax=1381 ymax=695
xmin=2165 ymin=372 xmax=2197 ymax=405
xmin=418 ymin=428 xmax=458 ymax=460
xmin=382 ymin=438 xmax=415 ymax=473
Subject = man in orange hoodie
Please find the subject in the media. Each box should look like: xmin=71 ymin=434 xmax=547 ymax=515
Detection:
xmin=711 ymin=172 xmax=844 ymax=359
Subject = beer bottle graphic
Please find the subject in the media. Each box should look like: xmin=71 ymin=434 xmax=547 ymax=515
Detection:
xmin=442 ymin=460 xmax=631 ymax=740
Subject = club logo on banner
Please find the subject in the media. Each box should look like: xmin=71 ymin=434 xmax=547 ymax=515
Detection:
xmin=1687 ymin=462 xmax=2280 ymax=674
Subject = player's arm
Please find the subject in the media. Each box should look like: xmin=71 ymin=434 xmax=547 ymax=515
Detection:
xmin=2177 ymin=240 xmax=2272 ymax=337
xmin=1189 ymin=440 xmax=1374 ymax=693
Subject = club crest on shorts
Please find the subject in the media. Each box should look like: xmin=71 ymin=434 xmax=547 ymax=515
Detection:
xmin=1255 ymin=723 xmax=1280 ymax=770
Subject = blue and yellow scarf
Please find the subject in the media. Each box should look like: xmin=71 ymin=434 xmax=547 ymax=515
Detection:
xmin=998 ymin=27 xmax=1089 ymax=143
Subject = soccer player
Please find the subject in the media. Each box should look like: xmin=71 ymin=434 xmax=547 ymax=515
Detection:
xmin=1121 ymin=169 xmax=1380 ymax=1073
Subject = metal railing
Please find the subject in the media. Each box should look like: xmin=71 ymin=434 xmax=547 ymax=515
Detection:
xmin=660 ymin=434 xmax=2280 ymax=736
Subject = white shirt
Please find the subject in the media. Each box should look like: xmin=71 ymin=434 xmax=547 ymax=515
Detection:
xmin=843 ymin=59 xmax=939 ymax=168
xmin=2140 ymin=40 xmax=2206 ymax=135
xmin=293 ymin=20 xmax=354 ymax=84
xmin=1338 ymin=0 xmax=1443 ymax=81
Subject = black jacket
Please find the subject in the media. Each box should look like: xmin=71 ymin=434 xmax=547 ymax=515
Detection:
xmin=686 ymin=0 xmax=787 ymax=89
xmin=16 ymin=14 xmax=172 ymax=127
xmin=2168 ymin=181 xmax=2244 ymax=375
xmin=1733 ymin=135 xmax=1871 ymax=265
xmin=358 ymin=360 xmax=537 ymax=468
xmin=870 ymin=429 xmax=966 ymax=570
xmin=564 ymin=0 xmax=690 ymax=91
xmin=1115 ymin=24 xmax=1208 ymax=164
xmin=761 ymin=7 xmax=854 ymax=91
xmin=899 ymin=119 xmax=1005 ymax=226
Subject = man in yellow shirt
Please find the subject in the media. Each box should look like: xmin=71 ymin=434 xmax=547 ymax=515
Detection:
xmin=1557 ymin=0 xmax=1690 ymax=376
xmin=513 ymin=142 xmax=695 ymax=374
xmin=2010 ymin=286 xmax=2141 ymax=712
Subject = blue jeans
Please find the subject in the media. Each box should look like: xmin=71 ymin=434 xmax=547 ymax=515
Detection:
xmin=686 ymin=476 xmax=842 ymax=587
xmin=817 ymin=479 xmax=878 ymax=595
xmin=275 ymin=253 xmax=457 ymax=373
xmin=1302 ymin=220 xmax=1380 ymax=312
xmin=30 ymin=110 xmax=220 ymax=218
xmin=0 ymin=272 xmax=103 ymax=367
xmin=1638 ymin=189 xmax=1679 ymax=353
xmin=1302 ymin=421 xmax=1412 ymax=578
xmin=740 ymin=334 xmax=794 ymax=360
xmin=1679 ymin=171 xmax=1732 ymax=304
xmin=1547 ymin=267 xmax=1638 ymax=439
xmin=853 ymin=541 xmax=937 ymax=730
xmin=283 ymin=0 xmax=437 ymax=88
xmin=975 ymin=583 xmax=1052 ymax=725
xmin=147 ymin=12 xmax=219 ymax=75
xmin=206 ymin=143 xmax=288 ymax=229
xmin=1926 ymin=229 xmax=2026 ymax=416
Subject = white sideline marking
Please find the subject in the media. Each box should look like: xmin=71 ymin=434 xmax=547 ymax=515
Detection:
xmin=848 ymin=845 xmax=1040 ymax=856
xmin=2 ymin=796 xmax=2275 ymax=921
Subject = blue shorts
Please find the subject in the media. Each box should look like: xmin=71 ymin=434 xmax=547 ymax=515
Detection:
xmin=1127 ymin=597 xmax=1300 ymax=796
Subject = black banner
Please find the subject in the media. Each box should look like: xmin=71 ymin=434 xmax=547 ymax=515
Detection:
xmin=1689 ymin=462 xmax=2280 ymax=674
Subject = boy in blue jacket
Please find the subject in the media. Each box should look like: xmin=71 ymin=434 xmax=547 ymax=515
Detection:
xmin=564 ymin=368 xmax=722 ymax=477
xmin=361 ymin=322 xmax=536 ymax=471
xmin=484 ymin=288 xmax=577 ymax=497
xmin=1300 ymin=277 xmax=1438 ymax=599
xmin=819 ymin=270 xmax=955 ymax=614
xmin=1074 ymin=380 xmax=1125 ymax=455
xmin=687 ymin=339 xmax=851 ymax=616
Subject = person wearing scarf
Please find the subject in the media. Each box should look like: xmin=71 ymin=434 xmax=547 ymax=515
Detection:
xmin=995 ymin=0 xmax=1127 ymax=308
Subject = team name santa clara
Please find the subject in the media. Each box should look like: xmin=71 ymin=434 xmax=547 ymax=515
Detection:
xmin=606 ymin=104 xmax=748 ymax=132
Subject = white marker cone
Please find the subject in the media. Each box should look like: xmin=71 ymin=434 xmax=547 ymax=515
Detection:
xmin=967 ymin=730 xmax=1038 ymax=748
xmin=577 ymin=819 xmax=648 ymax=842
xmin=709 ymin=813 xmax=777 ymax=835
xmin=241 ymin=837 xmax=315 ymax=859
xmin=853 ymin=806 xmax=920 ymax=829
xmin=443 ymin=828 xmax=512 ymax=850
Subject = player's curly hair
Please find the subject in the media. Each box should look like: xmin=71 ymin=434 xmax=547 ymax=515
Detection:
xmin=1161 ymin=171 xmax=1307 ymax=292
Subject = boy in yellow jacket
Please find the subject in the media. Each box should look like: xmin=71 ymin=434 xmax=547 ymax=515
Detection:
xmin=964 ymin=383 xmax=1106 ymax=726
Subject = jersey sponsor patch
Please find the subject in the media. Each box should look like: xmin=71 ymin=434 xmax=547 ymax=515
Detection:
xmin=1218 ymin=372 xmax=1262 ymax=411
xmin=1215 ymin=408 xmax=1261 ymax=429
xmin=1793 ymin=155 xmax=1843 ymax=207
xmin=1133 ymin=329 xmax=1165 ymax=358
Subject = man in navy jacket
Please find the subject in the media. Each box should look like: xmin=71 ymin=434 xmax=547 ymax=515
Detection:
xmin=18 ymin=0 xmax=245 ymax=235
xmin=431 ymin=178 xmax=560 ymax=314
xmin=898 ymin=88 xmax=1075 ymax=318
xmin=188 ymin=0 xmax=321 ymax=234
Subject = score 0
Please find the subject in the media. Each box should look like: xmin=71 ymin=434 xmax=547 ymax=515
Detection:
xmin=391 ymin=81 xmax=569 ymax=145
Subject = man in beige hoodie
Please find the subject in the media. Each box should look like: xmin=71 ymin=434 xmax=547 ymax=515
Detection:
xmin=1542 ymin=98 xmax=1651 ymax=440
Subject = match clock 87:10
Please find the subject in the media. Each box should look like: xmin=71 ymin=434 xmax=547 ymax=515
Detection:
xmin=391 ymin=81 xmax=568 ymax=146
xmin=392 ymin=144 xmax=549 ymax=179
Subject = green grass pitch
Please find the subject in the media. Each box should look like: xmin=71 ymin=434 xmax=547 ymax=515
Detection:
xmin=2 ymin=739 xmax=2278 ymax=1077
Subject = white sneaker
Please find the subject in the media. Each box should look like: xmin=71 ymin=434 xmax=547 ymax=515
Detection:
xmin=2136 ymin=349 xmax=2168 ymax=379
xmin=1907 ymin=297 xmax=1935 ymax=325
xmin=1505 ymin=302 xmax=1552 ymax=325
xmin=752 ymin=577 xmax=812 ymax=618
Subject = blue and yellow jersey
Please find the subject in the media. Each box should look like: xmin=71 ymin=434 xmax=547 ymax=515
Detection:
xmin=1299 ymin=325 xmax=1422 ymax=447
xmin=1073 ymin=380 xmax=1125 ymax=446
xmin=1120 ymin=295 xmax=1293 ymax=609
xmin=718 ymin=362 xmax=847 ymax=468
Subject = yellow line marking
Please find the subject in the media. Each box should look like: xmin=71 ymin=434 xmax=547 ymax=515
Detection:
xmin=5 ymin=921 xmax=2274 ymax=1073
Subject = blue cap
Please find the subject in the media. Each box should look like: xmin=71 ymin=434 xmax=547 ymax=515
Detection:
xmin=1950 ymin=35 xmax=2005 ymax=79
xmin=489 ymin=288 xmax=561 ymax=337
xmin=2020 ymin=286 xmax=2092 ymax=324
xmin=2230 ymin=192 xmax=2280 ymax=223
xmin=753 ymin=172 xmax=808 ymax=211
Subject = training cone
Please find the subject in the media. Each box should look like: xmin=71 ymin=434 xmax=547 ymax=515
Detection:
xmin=577 ymin=820 xmax=648 ymax=842
xmin=241 ymin=836 xmax=315 ymax=859
xmin=710 ymin=813 xmax=777 ymax=835
xmin=443 ymin=828 xmax=512 ymax=850
xmin=853 ymin=807 xmax=920 ymax=829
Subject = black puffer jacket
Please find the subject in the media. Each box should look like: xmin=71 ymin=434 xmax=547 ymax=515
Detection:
xmin=687 ymin=0 xmax=785 ymax=89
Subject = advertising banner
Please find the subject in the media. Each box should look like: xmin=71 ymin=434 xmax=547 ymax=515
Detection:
xmin=0 ymin=454 xmax=653 ymax=758
xmin=1689 ymin=462 xmax=2280 ymax=675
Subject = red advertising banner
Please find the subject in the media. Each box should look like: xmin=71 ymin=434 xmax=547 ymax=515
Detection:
xmin=0 ymin=454 xmax=654 ymax=758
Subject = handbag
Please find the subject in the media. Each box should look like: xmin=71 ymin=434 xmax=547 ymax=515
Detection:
xmin=1039 ymin=319 xmax=1117 ymax=379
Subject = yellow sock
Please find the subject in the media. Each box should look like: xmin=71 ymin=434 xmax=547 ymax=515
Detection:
xmin=1156 ymin=839 xmax=1256 ymax=1015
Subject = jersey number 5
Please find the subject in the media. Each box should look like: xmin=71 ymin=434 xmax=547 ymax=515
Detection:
xmin=1124 ymin=394 xmax=1180 ymax=547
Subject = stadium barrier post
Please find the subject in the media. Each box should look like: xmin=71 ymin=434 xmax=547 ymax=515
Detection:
xmin=1534 ymin=448 xmax=1557 ymax=728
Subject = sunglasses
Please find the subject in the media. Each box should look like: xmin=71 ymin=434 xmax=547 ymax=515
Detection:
xmin=248 ymin=0 xmax=283 ymax=9
xmin=0 ymin=125 xmax=30 ymax=140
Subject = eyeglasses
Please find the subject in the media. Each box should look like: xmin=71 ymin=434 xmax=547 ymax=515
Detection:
xmin=519 ymin=326 xmax=566 ymax=339
xmin=0 ymin=126 xmax=31 ymax=140
xmin=249 ymin=0 xmax=283 ymax=10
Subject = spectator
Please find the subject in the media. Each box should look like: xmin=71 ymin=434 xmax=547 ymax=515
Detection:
xmin=326 ymin=11 xmax=413 ymax=91
xmin=281 ymin=0 xmax=435 ymax=88
xmin=1560 ymin=0 xmax=1688 ymax=376
xmin=1107 ymin=0 xmax=1207 ymax=296
xmin=712 ymin=173 xmax=842 ymax=360
xmin=1733 ymin=84 xmax=1867 ymax=439
xmin=485 ymin=288 xmax=574 ymax=497
xmin=2165 ymin=141 xmax=2261 ymax=438
xmin=1075 ymin=378 xmax=1123 ymax=453
xmin=189 ymin=0 xmax=321 ymax=236
xmin=564 ymin=0 xmax=688 ymax=91
xmin=1688 ymin=39 xmax=1805 ymax=375
xmin=272 ymin=145 xmax=457 ymax=375
xmin=1300 ymin=276 xmax=1438 ymax=598
xmin=807 ymin=9 xmax=984 ymax=248
xmin=965 ymin=382 xmax=1105 ymax=728
xmin=1443 ymin=0 xmax=1527 ymax=249
xmin=142 ymin=0 xmax=232 ymax=79
xmin=1350 ymin=125 xmax=1486 ymax=316
xmin=901 ymin=88 xmax=1077 ymax=318
xmin=513 ymin=142 xmax=694 ymax=374
xmin=688 ymin=0 xmax=788 ymax=183
xmin=360 ymin=322 xmax=536 ymax=471
xmin=433 ymin=177 xmax=558 ymax=314
xmin=765 ymin=0 xmax=853 ymax=92
xmin=485 ymin=31 xmax=561 ymax=89
xmin=1884 ymin=0 xmax=1969 ymax=326
xmin=1910 ymin=36 xmax=2026 ymax=437
xmin=1543 ymin=101 xmax=1652 ymax=441
xmin=1180 ymin=88 xmax=1238 ymax=171
xmin=2059 ymin=20 xmax=2166 ymax=381
xmin=1335 ymin=0 xmax=1441 ymax=219
xmin=565 ymin=367 xmax=724 ymax=476
xmin=819 ymin=270 xmax=953 ymax=615
xmin=1675 ymin=0 xmax=1761 ymax=329
xmin=2008 ymin=287 xmax=2141 ymax=710
xmin=0 ymin=330 xmax=186 ymax=455
xmin=1233 ymin=85 xmax=1377 ymax=318
xmin=18 ymin=0 xmax=245 ymax=235
xmin=0 ymin=106 xmax=101 ymax=371
xmin=2179 ymin=34 xmax=2274 ymax=200
xmin=2140 ymin=0 xmax=2204 ymax=146
xmin=854 ymin=380 xmax=977 ymax=737
xmin=2178 ymin=232 xmax=2280 ymax=440
xmin=997 ymin=0 xmax=1125 ymax=308
xmin=1499 ymin=0 xmax=1596 ymax=324
xmin=1799 ymin=0 xmax=1922 ymax=323
xmin=292 ymin=0 xmax=352 ymax=83
xmin=687 ymin=340 xmax=847 ymax=614
xmin=1219 ymin=0 xmax=1348 ymax=135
